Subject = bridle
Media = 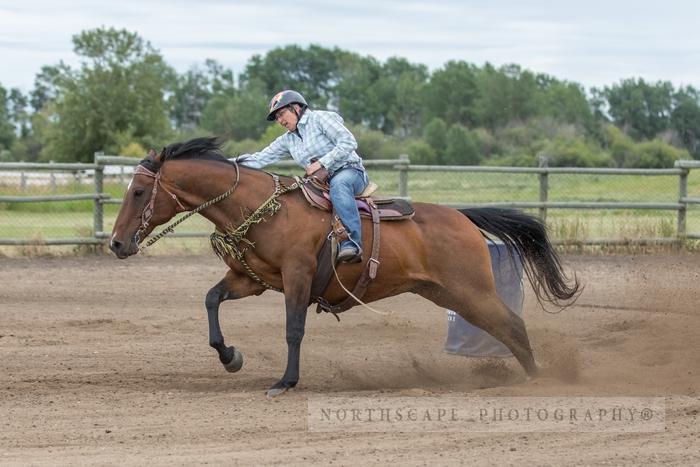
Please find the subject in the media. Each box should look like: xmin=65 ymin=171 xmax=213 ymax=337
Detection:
xmin=131 ymin=160 xmax=241 ymax=251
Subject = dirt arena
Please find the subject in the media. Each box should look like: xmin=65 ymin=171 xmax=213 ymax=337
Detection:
xmin=0 ymin=252 xmax=698 ymax=465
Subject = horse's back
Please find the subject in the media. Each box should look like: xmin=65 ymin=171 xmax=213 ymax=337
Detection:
xmin=375 ymin=202 xmax=490 ymax=272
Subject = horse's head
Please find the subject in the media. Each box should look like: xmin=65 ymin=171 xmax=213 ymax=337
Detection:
xmin=110 ymin=148 xmax=183 ymax=258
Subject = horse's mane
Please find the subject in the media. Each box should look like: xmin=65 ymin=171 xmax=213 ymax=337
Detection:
xmin=162 ymin=137 xmax=232 ymax=164
xmin=139 ymin=137 xmax=234 ymax=171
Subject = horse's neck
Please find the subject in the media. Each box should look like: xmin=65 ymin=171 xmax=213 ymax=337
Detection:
xmin=197 ymin=166 xmax=291 ymax=230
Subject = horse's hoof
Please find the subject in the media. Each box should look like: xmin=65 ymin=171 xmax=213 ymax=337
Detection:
xmin=266 ymin=386 xmax=290 ymax=398
xmin=223 ymin=347 xmax=243 ymax=373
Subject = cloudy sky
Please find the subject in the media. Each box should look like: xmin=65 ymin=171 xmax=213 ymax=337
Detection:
xmin=1 ymin=0 xmax=698 ymax=93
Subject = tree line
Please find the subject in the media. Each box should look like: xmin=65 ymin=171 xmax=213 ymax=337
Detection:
xmin=1 ymin=27 xmax=699 ymax=167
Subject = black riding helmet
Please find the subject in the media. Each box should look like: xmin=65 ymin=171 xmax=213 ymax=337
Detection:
xmin=266 ymin=90 xmax=308 ymax=121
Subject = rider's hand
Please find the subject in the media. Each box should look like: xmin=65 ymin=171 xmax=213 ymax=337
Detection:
xmin=306 ymin=160 xmax=323 ymax=176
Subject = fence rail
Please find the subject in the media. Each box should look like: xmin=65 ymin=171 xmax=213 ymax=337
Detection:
xmin=0 ymin=154 xmax=699 ymax=247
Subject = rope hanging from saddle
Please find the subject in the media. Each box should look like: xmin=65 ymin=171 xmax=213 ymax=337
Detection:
xmin=208 ymin=172 xmax=384 ymax=320
xmin=209 ymin=174 xmax=301 ymax=292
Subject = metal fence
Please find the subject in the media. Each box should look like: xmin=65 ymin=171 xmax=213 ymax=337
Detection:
xmin=1 ymin=154 xmax=700 ymax=247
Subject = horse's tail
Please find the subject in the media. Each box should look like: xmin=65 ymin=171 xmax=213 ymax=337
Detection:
xmin=459 ymin=207 xmax=581 ymax=308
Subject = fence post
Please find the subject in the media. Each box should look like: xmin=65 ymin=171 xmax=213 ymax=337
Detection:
xmin=677 ymin=167 xmax=688 ymax=240
xmin=20 ymin=172 xmax=27 ymax=192
xmin=398 ymin=154 xmax=409 ymax=198
xmin=94 ymin=152 xmax=104 ymax=238
xmin=538 ymin=156 xmax=549 ymax=222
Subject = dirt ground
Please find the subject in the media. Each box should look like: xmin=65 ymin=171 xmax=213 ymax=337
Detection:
xmin=0 ymin=252 xmax=698 ymax=466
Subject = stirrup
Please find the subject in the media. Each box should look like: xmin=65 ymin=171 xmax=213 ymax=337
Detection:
xmin=337 ymin=246 xmax=362 ymax=264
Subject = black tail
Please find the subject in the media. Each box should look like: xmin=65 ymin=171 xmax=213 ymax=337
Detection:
xmin=459 ymin=207 xmax=581 ymax=308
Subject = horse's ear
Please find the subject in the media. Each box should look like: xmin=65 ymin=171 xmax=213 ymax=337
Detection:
xmin=147 ymin=148 xmax=157 ymax=157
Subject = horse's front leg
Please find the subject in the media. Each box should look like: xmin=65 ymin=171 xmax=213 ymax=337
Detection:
xmin=267 ymin=264 xmax=313 ymax=397
xmin=205 ymin=269 xmax=263 ymax=372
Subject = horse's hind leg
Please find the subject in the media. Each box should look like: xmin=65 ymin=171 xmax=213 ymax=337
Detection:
xmin=422 ymin=286 xmax=537 ymax=376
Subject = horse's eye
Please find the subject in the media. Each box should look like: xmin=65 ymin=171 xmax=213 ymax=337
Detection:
xmin=134 ymin=189 xmax=145 ymax=197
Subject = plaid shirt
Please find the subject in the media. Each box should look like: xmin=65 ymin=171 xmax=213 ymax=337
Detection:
xmin=239 ymin=110 xmax=364 ymax=175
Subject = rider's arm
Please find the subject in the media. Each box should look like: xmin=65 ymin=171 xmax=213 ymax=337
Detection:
xmin=237 ymin=135 xmax=289 ymax=169
xmin=316 ymin=112 xmax=358 ymax=173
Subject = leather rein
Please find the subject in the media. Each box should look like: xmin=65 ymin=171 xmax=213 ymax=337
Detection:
xmin=132 ymin=161 xmax=241 ymax=252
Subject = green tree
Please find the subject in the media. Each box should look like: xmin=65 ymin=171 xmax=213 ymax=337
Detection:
xmin=169 ymin=59 xmax=236 ymax=130
xmin=601 ymin=78 xmax=674 ymax=139
xmin=30 ymin=65 xmax=64 ymax=112
xmin=8 ymin=88 xmax=30 ymax=138
xmin=335 ymin=53 xmax=383 ymax=127
xmin=40 ymin=27 xmax=173 ymax=161
xmin=670 ymin=86 xmax=700 ymax=158
xmin=369 ymin=57 xmax=429 ymax=135
xmin=474 ymin=63 xmax=540 ymax=129
xmin=240 ymin=44 xmax=343 ymax=108
xmin=423 ymin=60 xmax=479 ymax=126
xmin=445 ymin=124 xmax=480 ymax=165
xmin=423 ymin=117 xmax=448 ymax=160
xmin=537 ymin=77 xmax=595 ymax=131
xmin=200 ymin=86 xmax=268 ymax=140
xmin=0 ymin=84 xmax=16 ymax=150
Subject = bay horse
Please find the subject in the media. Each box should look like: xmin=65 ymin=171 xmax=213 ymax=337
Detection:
xmin=109 ymin=137 xmax=579 ymax=397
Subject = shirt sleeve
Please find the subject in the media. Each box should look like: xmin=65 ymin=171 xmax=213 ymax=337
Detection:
xmin=316 ymin=112 xmax=358 ymax=173
xmin=238 ymin=135 xmax=289 ymax=169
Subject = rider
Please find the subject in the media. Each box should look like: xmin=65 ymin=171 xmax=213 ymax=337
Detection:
xmin=237 ymin=89 xmax=369 ymax=263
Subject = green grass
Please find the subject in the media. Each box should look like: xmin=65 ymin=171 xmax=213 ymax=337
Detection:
xmin=2 ymin=170 xmax=700 ymax=245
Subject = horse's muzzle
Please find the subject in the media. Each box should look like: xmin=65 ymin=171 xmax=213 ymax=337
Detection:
xmin=109 ymin=237 xmax=139 ymax=259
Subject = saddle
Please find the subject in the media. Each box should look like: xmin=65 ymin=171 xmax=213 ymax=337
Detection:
xmin=300 ymin=176 xmax=414 ymax=318
xmin=298 ymin=177 xmax=415 ymax=221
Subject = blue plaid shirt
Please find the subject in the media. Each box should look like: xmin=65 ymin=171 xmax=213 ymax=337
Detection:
xmin=239 ymin=110 xmax=364 ymax=175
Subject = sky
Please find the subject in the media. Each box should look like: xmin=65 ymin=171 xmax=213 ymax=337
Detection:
xmin=1 ymin=0 xmax=699 ymax=94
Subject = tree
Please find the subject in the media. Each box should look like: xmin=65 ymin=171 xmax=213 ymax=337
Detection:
xmin=671 ymin=86 xmax=700 ymax=159
xmin=169 ymin=59 xmax=236 ymax=130
xmin=445 ymin=124 xmax=480 ymax=165
xmin=200 ymin=86 xmax=268 ymax=140
xmin=368 ymin=57 xmax=429 ymax=135
xmin=30 ymin=65 xmax=65 ymax=112
xmin=40 ymin=27 xmax=173 ymax=161
xmin=0 ymin=84 xmax=16 ymax=150
xmin=423 ymin=117 xmax=448 ymax=161
xmin=334 ymin=53 xmax=383 ymax=127
xmin=474 ymin=63 xmax=540 ymax=129
xmin=423 ymin=61 xmax=479 ymax=126
xmin=240 ymin=44 xmax=343 ymax=108
xmin=8 ymin=88 xmax=30 ymax=138
xmin=602 ymin=78 xmax=674 ymax=139
xmin=537 ymin=78 xmax=595 ymax=131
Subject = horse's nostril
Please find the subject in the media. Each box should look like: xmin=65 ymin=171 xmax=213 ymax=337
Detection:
xmin=110 ymin=240 xmax=122 ymax=252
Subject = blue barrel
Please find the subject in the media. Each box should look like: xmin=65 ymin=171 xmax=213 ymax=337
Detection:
xmin=444 ymin=241 xmax=524 ymax=357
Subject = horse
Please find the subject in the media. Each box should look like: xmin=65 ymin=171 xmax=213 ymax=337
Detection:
xmin=109 ymin=137 xmax=580 ymax=397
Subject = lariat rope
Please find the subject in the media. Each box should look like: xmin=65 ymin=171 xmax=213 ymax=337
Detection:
xmin=209 ymin=174 xmax=300 ymax=292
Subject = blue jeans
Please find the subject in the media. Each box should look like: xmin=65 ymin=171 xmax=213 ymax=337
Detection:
xmin=329 ymin=167 xmax=369 ymax=251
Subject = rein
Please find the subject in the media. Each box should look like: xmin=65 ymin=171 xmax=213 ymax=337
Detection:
xmin=134 ymin=161 xmax=241 ymax=252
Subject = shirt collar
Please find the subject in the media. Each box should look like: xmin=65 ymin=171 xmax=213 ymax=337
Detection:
xmin=288 ymin=109 xmax=310 ymax=137
xmin=297 ymin=109 xmax=311 ymax=127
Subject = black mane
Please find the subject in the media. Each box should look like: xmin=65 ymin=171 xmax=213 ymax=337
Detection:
xmin=138 ymin=136 xmax=233 ymax=171
xmin=163 ymin=137 xmax=231 ymax=164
